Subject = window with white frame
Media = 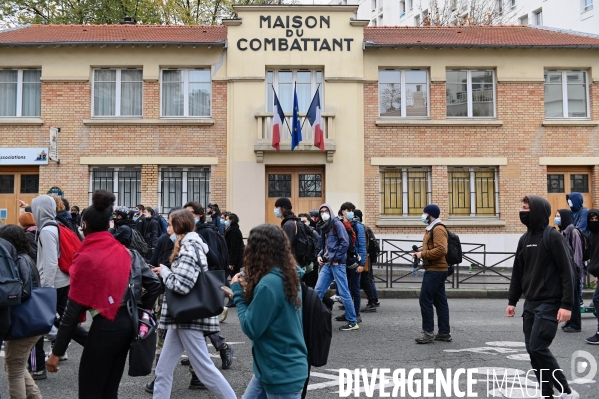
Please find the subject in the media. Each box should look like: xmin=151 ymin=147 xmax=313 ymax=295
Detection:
xmin=380 ymin=167 xmax=431 ymax=217
xmin=583 ymin=0 xmax=593 ymax=12
xmin=400 ymin=0 xmax=406 ymax=17
xmin=511 ymin=0 xmax=516 ymax=8
xmin=446 ymin=70 xmax=495 ymax=118
xmin=161 ymin=69 xmax=211 ymax=117
xmin=266 ymin=69 xmax=323 ymax=114
xmin=159 ymin=167 xmax=210 ymax=215
xmin=0 ymin=69 xmax=41 ymax=117
xmin=448 ymin=167 xmax=499 ymax=217
xmin=90 ymin=167 xmax=141 ymax=209
xmin=533 ymin=8 xmax=543 ymax=25
xmin=379 ymin=70 xmax=429 ymax=118
xmin=408 ymin=0 xmax=413 ymax=11
xmin=93 ymin=68 xmax=142 ymax=117
xmin=544 ymin=70 xmax=589 ymax=118
xmin=414 ymin=14 xmax=421 ymax=25
xmin=519 ymin=14 xmax=529 ymax=25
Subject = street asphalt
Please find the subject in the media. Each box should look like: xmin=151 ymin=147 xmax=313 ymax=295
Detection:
xmin=1 ymin=298 xmax=598 ymax=398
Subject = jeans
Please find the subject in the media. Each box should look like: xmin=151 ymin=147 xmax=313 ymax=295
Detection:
xmin=419 ymin=271 xmax=450 ymax=334
xmin=78 ymin=307 xmax=133 ymax=399
xmin=153 ymin=329 xmax=235 ymax=399
xmin=314 ymin=264 xmax=357 ymax=324
xmin=4 ymin=335 xmax=43 ymax=399
xmin=594 ymin=282 xmax=599 ymax=332
xmin=243 ymin=375 xmax=302 ymax=399
xmin=523 ymin=300 xmax=571 ymax=397
xmin=347 ymin=267 xmax=361 ymax=316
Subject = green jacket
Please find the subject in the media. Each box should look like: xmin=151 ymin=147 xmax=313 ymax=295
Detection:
xmin=232 ymin=267 xmax=308 ymax=394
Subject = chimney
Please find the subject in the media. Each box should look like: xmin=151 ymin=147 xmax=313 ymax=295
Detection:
xmin=120 ymin=17 xmax=137 ymax=25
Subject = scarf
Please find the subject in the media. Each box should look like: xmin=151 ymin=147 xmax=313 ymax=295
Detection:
xmin=68 ymin=231 xmax=131 ymax=321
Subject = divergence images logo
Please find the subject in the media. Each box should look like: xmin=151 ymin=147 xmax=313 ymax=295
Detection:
xmin=571 ymin=350 xmax=597 ymax=383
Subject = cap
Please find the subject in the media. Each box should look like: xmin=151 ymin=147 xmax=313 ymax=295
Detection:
xmin=309 ymin=209 xmax=319 ymax=217
xmin=18 ymin=212 xmax=35 ymax=228
xmin=114 ymin=206 xmax=130 ymax=219
xmin=423 ymin=204 xmax=441 ymax=219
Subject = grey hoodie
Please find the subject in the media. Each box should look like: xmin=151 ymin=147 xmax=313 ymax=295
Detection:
xmin=32 ymin=195 xmax=70 ymax=288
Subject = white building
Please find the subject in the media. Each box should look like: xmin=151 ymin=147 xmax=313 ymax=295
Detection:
xmin=329 ymin=0 xmax=598 ymax=36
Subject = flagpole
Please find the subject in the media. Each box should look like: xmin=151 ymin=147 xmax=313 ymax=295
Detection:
xmin=300 ymin=83 xmax=321 ymax=131
xmin=271 ymin=84 xmax=293 ymax=135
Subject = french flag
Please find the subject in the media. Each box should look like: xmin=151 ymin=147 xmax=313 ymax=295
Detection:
xmin=272 ymin=91 xmax=285 ymax=152
xmin=307 ymin=87 xmax=324 ymax=151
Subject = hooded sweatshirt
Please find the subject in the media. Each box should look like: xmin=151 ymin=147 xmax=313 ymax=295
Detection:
xmin=32 ymin=195 xmax=69 ymax=289
xmin=567 ymin=192 xmax=589 ymax=235
xmin=508 ymin=196 xmax=574 ymax=310
xmin=586 ymin=209 xmax=599 ymax=277
xmin=316 ymin=203 xmax=349 ymax=265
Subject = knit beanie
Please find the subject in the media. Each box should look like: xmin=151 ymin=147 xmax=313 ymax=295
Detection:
xmin=274 ymin=197 xmax=292 ymax=210
xmin=18 ymin=212 xmax=36 ymax=228
xmin=423 ymin=204 xmax=441 ymax=219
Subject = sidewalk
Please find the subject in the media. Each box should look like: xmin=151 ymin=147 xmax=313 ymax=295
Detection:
xmin=373 ymin=287 xmax=597 ymax=300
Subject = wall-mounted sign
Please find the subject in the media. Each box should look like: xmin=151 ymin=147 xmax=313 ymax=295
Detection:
xmin=49 ymin=127 xmax=59 ymax=162
xmin=0 ymin=148 xmax=49 ymax=165
xmin=47 ymin=186 xmax=64 ymax=197
xmin=237 ymin=15 xmax=354 ymax=52
xmin=0 ymin=209 xmax=7 ymax=219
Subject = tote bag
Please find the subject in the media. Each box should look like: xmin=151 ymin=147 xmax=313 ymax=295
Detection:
xmin=165 ymin=243 xmax=225 ymax=323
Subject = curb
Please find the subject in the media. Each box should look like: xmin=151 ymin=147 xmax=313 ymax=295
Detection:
xmin=372 ymin=289 xmax=596 ymax=300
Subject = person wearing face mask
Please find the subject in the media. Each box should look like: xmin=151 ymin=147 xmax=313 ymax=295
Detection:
xmin=411 ymin=204 xmax=451 ymax=344
xmin=206 ymin=203 xmax=224 ymax=235
xmin=143 ymin=207 xmax=161 ymax=261
xmin=585 ymin=210 xmax=599 ymax=344
xmin=70 ymin=206 xmax=81 ymax=226
xmin=274 ymin=198 xmax=301 ymax=246
xmin=554 ymin=209 xmax=583 ymax=333
xmin=507 ymin=196 xmax=578 ymax=399
xmin=566 ymin=192 xmax=589 ymax=235
xmin=224 ymin=213 xmax=244 ymax=281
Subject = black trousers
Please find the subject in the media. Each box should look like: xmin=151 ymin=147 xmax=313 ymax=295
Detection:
xmin=360 ymin=265 xmax=376 ymax=303
xmin=79 ymin=307 xmax=133 ymax=399
xmin=523 ymin=300 xmax=571 ymax=397
xmin=28 ymin=335 xmax=45 ymax=372
xmin=56 ymin=286 xmax=88 ymax=346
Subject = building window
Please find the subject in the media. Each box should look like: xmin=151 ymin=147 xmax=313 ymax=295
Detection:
xmin=379 ymin=70 xmax=429 ymax=118
xmin=266 ymin=69 xmax=323 ymax=114
xmin=90 ymin=167 xmax=141 ymax=209
xmin=0 ymin=69 xmax=41 ymax=117
xmin=379 ymin=167 xmax=431 ymax=217
xmin=511 ymin=0 xmax=517 ymax=8
xmin=0 ymin=175 xmax=15 ymax=193
xmin=408 ymin=0 xmax=413 ymax=11
xmin=544 ymin=70 xmax=589 ymax=118
xmin=446 ymin=70 xmax=495 ymax=118
xmin=159 ymin=167 xmax=210 ymax=215
xmin=533 ymin=8 xmax=543 ymax=25
xmin=547 ymin=174 xmax=565 ymax=193
xmin=93 ymin=69 xmax=142 ymax=117
xmin=414 ymin=14 xmax=421 ymax=25
xmin=20 ymin=174 xmax=39 ymax=193
xmin=448 ymin=167 xmax=498 ymax=217
xmin=583 ymin=0 xmax=593 ymax=12
xmin=161 ymin=69 xmax=211 ymax=117
xmin=519 ymin=14 xmax=529 ymax=24
xmin=496 ymin=0 xmax=503 ymax=15
xmin=400 ymin=0 xmax=406 ymax=17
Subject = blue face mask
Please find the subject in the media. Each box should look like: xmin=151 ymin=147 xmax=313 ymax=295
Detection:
xmin=346 ymin=211 xmax=354 ymax=220
xmin=194 ymin=217 xmax=199 ymax=224
xmin=225 ymin=220 xmax=230 ymax=228
xmin=170 ymin=233 xmax=177 ymax=243
xmin=554 ymin=217 xmax=561 ymax=226
xmin=421 ymin=214 xmax=429 ymax=224
xmin=220 ymin=218 xmax=225 ymax=225
xmin=274 ymin=208 xmax=282 ymax=218
xmin=133 ymin=217 xmax=138 ymax=222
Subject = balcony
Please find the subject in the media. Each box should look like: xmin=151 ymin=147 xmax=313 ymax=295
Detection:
xmin=253 ymin=112 xmax=336 ymax=162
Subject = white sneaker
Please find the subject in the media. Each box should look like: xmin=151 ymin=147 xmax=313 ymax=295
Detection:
xmin=219 ymin=307 xmax=229 ymax=323
xmin=559 ymin=389 xmax=580 ymax=399
xmin=330 ymin=295 xmax=341 ymax=302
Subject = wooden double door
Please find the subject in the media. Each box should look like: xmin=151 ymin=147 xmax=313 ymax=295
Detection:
xmin=547 ymin=166 xmax=593 ymax=220
xmin=265 ymin=166 xmax=325 ymax=225
xmin=0 ymin=167 xmax=40 ymax=225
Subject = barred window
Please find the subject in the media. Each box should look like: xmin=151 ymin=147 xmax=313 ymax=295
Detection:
xmin=89 ymin=167 xmax=141 ymax=209
xmin=448 ymin=167 xmax=498 ymax=217
xmin=380 ymin=167 xmax=431 ymax=217
xmin=159 ymin=167 xmax=210 ymax=215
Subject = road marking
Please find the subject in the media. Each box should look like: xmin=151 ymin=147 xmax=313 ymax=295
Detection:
xmin=486 ymin=341 xmax=526 ymax=347
xmin=444 ymin=347 xmax=522 ymax=355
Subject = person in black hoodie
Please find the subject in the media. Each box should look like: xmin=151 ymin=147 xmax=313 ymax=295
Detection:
xmin=585 ymin=208 xmax=599 ymax=344
xmin=224 ymin=213 xmax=244 ymax=308
xmin=143 ymin=206 xmax=160 ymax=260
xmin=507 ymin=195 xmax=578 ymax=399
xmin=109 ymin=206 xmax=138 ymax=247
xmin=274 ymin=197 xmax=299 ymax=245
xmin=206 ymin=203 xmax=224 ymax=235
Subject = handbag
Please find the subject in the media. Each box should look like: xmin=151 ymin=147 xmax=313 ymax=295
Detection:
xmin=126 ymin=270 xmax=157 ymax=377
xmin=165 ymin=243 xmax=225 ymax=324
xmin=5 ymin=266 xmax=57 ymax=341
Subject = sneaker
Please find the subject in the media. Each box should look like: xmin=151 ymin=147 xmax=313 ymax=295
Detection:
xmin=559 ymin=388 xmax=580 ymax=399
xmin=180 ymin=356 xmax=190 ymax=366
xmin=145 ymin=378 xmax=155 ymax=393
xmin=31 ymin=369 xmax=47 ymax=380
xmin=435 ymin=332 xmax=452 ymax=342
xmin=374 ymin=301 xmax=380 ymax=307
xmin=219 ymin=307 xmax=229 ymax=323
xmin=586 ymin=332 xmax=599 ymax=344
xmin=415 ymin=331 xmax=435 ymax=344
xmin=330 ymin=295 xmax=341 ymax=302
xmin=361 ymin=304 xmax=377 ymax=313
xmin=356 ymin=314 xmax=362 ymax=323
xmin=189 ymin=371 xmax=208 ymax=390
xmin=339 ymin=322 xmax=359 ymax=331
xmin=335 ymin=314 xmax=348 ymax=322
xmin=220 ymin=344 xmax=234 ymax=370
xmin=563 ymin=326 xmax=582 ymax=333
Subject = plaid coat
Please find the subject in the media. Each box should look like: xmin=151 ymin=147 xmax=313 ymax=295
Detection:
xmin=158 ymin=232 xmax=220 ymax=332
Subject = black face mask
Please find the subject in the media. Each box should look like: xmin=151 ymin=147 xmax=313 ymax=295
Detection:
xmin=519 ymin=211 xmax=530 ymax=227
xmin=588 ymin=220 xmax=599 ymax=233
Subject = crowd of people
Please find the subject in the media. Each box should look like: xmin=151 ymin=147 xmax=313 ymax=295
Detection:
xmin=0 ymin=189 xmax=597 ymax=399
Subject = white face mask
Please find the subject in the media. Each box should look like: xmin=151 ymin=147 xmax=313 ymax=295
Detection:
xmin=567 ymin=199 xmax=573 ymax=207
xmin=321 ymin=213 xmax=330 ymax=221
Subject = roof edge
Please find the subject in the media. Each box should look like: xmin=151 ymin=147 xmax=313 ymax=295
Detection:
xmin=364 ymin=42 xmax=599 ymax=50
xmin=0 ymin=41 xmax=226 ymax=47
xmin=232 ymin=5 xmax=358 ymax=12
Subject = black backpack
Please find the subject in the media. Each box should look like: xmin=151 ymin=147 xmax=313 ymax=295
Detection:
xmin=301 ymin=283 xmax=332 ymax=367
xmin=293 ymin=221 xmax=318 ymax=267
xmin=570 ymin=227 xmax=590 ymax=262
xmin=128 ymin=227 xmax=148 ymax=256
xmin=197 ymin=225 xmax=229 ymax=272
xmin=430 ymin=223 xmax=463 ymax=266
xmin=0 ymin=241 xmax=22 ymax=308
xmin=363 ymin=224 xmax=380 ymax=263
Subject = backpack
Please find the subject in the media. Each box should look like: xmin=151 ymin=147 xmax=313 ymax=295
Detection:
xmin=198 ymin=225 xmax=229 ymax=271
xmin=293 ymin=221 xmax=318 ymax=267
xmin=39 ymin=222 xmax=82 ymax=275
xmin=157 ymin=215 xmax=168 ymax=236
xmin=301 ymin=283 xmax=332 ymax=367
xmin=363 ymin=224 xmax=380 ymax=264
xmin=570 ymin=227 xmax=590 ymax=262
xmin=128 ymin=227 xmax=148 ymax=256
xmin=0 ymin=242 xmax=22 ymax=308
xmin=429 ymin=223 xmax=463 ymax=266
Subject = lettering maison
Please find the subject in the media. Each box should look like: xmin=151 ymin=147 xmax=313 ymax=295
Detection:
xmin=237 ymin=15 xmax=354 ymax=52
